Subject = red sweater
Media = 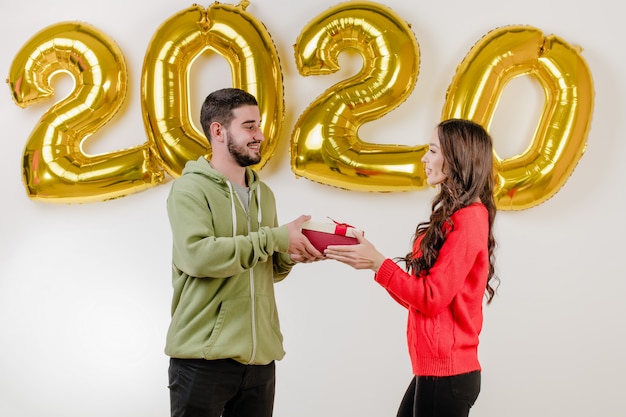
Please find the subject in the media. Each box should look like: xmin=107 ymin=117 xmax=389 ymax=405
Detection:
xmin=375 ymin=203 xmax=489 ymax=377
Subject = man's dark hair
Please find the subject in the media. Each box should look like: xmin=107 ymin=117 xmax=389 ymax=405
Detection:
xmin=200 ymin=88 xmax=258 ymax=141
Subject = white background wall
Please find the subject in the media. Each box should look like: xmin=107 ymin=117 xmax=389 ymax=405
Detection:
xmin=1 ymin=0 xmax=624 ymax=416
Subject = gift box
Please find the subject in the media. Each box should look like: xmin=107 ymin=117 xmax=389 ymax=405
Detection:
xmin=301 ymin=219 xmax=362 ymax=252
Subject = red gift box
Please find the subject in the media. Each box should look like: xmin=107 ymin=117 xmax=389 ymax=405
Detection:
xmin=301 ymin=219 xmax=362 ymax=252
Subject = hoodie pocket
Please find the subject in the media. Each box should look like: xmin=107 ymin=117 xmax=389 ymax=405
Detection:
xmin=203 ymin=297 xmax=253 ymax=361
xmin=205 ymin=300 xmax=229 ymax=349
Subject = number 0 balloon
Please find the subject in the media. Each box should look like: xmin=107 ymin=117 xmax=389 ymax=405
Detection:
xmin=442 ymin=25 xmax=594 ymax=210
xmin=141 ymin=2 xmax=285 ymax=178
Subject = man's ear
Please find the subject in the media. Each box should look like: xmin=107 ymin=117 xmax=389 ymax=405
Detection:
xmin=209 ymin=121 xmax=224 ymax=142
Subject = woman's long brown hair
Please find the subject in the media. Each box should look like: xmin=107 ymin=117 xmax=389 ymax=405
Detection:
xmin=402 ymin=119 xmax=499 ymax=304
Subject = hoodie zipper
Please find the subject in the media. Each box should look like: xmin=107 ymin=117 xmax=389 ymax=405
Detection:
xmin=229 ymin=183 xmax=258 ymax=364
xmin=247 ymin=197 xmax=258 ymax=364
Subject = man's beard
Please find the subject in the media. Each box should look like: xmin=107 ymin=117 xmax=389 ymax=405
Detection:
xmin=226 ymin=131 xmax=262 ymax=167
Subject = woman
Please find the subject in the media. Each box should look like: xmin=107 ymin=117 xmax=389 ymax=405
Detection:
xmin=325 ymin=119 xmax=498 ymax=417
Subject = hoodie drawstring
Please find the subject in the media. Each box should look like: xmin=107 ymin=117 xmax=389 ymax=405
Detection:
xmin=226 ymin=180 xmax=237 ymax=237
xmin=256 ymin=184 xmax=262 ymax=226
xmin=226 ymin=179 xmax=262 ymax=236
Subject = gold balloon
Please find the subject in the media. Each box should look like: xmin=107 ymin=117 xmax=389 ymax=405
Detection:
xmin=291 ymin=1 xmax=424 ymax=192
xmin=442 ymin=25 xmax=594 ymax=210
xmin=8 ymin=21 xmax=164 ymax=203
xmin=141 ymin=2 xmax=285 ymax=178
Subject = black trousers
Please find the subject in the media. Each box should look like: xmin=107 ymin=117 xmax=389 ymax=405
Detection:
xmin=168 ymin=358 xmax=276 ymax=417
xmin=396 ymin=371 xmax=481 ymax=417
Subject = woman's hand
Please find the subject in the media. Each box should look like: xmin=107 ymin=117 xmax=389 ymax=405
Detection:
xmin=324 ymin=232 xmax=386 ymax=272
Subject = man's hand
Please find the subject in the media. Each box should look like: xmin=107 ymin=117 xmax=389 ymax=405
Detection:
xmin=286 ymin=215 xmax=325 ymax=263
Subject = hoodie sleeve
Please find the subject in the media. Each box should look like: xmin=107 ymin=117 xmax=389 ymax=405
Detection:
xmin=167 ymin=180 xmax=292 ymax=279
xmin=273 ymin=252 xmax=297 ymax=282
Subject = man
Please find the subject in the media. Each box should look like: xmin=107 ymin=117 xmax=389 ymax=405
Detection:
xmin=165 ymin=88 xmax=323 ymax=417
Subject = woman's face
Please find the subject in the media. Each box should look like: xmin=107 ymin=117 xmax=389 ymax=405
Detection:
xmin=421 ymin=129 xmax=447 ymax=186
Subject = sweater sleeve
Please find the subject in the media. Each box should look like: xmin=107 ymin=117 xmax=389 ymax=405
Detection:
xmin=374 ymin=206 xmax=488 ymax=317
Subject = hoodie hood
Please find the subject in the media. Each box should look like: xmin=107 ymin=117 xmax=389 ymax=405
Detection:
xmin=181 ymin=156 xmax=261 ymax=189
xmin=181 ymin=157 xmax=262 ymax=236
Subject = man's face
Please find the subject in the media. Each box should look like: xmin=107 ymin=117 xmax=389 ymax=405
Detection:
xmin=224 ymin=105 xmax=265 ymax=167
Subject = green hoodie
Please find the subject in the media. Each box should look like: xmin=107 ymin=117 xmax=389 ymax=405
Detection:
xmin=165 ymin=157 xmax=295 ymax=365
